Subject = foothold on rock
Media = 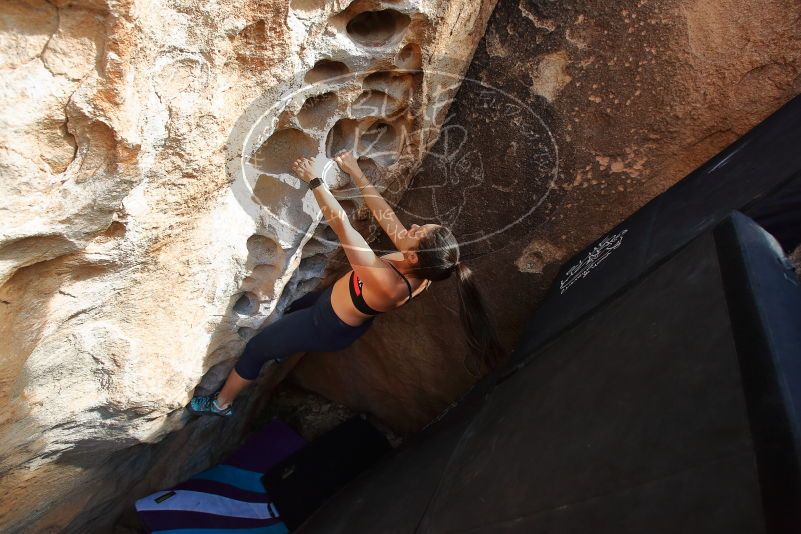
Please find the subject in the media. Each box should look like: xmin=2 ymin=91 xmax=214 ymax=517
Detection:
xmin=304 ymin=59 xmax=351 ymax=85
xmin=298 ymin=92 xmax=339 ymax=130
xmin=346 ymin=9 xmax=411 ymax=47
xmin=233 ymin=292 xmax=260 ymax=315
xmin=395 ymin=43 xmax=422 ymax=70
xmin=250 ymin=128 xmax=318 ymax=175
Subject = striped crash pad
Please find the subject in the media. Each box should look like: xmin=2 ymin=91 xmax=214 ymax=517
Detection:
xmin=135 ymin=419 xmax=307 ymax=534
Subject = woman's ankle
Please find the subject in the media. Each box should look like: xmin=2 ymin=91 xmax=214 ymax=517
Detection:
xmin=214 ymin=397 xmax=232 ymax=409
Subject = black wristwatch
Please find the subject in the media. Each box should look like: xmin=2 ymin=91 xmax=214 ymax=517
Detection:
xmin=308 ymin=177 xmax=323 ymax=189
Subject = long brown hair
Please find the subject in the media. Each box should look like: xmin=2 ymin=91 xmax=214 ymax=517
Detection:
xmin=409 ymin=226 xmax=506 ymax=372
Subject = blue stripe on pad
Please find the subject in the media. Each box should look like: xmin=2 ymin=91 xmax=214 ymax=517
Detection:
xmin=153 ymin=524 xmax=289 ymax=534
xmin=190 ymin=464 xmax=266 ymax=494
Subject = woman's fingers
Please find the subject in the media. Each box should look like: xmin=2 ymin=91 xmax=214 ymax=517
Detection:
xmin=294 ymin=157 xmax=311 ymax=167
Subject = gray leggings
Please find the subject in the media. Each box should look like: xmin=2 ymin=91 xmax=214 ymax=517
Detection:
xmin=234 ymin=285 xmax=374 ymax=380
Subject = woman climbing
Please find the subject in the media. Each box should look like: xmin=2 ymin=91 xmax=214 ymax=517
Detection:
xmin=189 ymin=150 xmax=505 ymax=416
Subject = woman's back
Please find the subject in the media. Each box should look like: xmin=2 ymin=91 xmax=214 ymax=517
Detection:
xmin=330 ymin=252 xmax=430 ymax=326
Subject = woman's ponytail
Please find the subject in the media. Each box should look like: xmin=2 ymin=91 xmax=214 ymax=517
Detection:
xmin=412 ymin=225 xmax=506 ymax=375
xmin=454 ymin=262 xmax=506 ymax=374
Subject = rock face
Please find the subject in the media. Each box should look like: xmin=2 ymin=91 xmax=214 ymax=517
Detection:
xmin=290 ymin=0 xmax=801 ymax=433
xmin=0 ymin=0 xmax=496 ymax=530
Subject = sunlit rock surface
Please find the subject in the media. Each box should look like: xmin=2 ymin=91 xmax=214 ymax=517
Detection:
xmin=0 ymin=0 xmax=497 ymax=530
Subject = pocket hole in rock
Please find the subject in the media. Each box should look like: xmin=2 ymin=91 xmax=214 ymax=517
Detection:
xmin=395 ymin=42 xmax=422 ymax=70
xmin=307 ymin=223 xmax=341 ymax=252
xmin=251 ymin=263 xmax=280 ymax=282
xmin=247 ymin=235 xmax=280 ymax=265
xmin=298 ymin=92 xmax=339 ymax=130
xmin=233 ymin=291 xmax=260 ymax=315
xmin=253 ymin=173 xmax=303 ymax=207
xmin=357 ymin=156 xmax=380 ymax=176
xmin=325 ymin=118 xmax=360 ymax=157
xmin=316 ymin=224 xmax=339 ymax=244
xmin=302 ymin=235 xmax=338 ymax=258
xmin=298 ymin=252 xmax=329 ymax=276
xmin=358 ymin=121 xmax=400 ymax=166
xmin=346 ymin=9 xmax=410 ymax=47
xmin=351 ymin=90 xmax=403 ymax=119
xmin=249 ymin=128 xmax=318 ymax=175
xmin=276 ymin=108 xmax=296 ymax=129
xmin=304 ymin=59 xmax=350 ymax=85
xmin=363 ymin=71 xmax=415 ymax=102
xmin=237 ymin=327 xmax=256 ymax=340
xmin=245 ymin=264 xmax=281 ymax=295
xmin=99 ymin=221 xmax=126 ymax=240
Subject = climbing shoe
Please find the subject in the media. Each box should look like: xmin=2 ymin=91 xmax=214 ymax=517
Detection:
xmin=188 ymin=391 xmax=234 ymax=417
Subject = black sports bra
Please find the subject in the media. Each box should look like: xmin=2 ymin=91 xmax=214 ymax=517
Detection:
xmin=349 ymin=259 xmax=419 ymax=315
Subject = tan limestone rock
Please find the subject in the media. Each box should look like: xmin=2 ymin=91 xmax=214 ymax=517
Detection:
xmin=0 ymin=0 xmax=497 ymax=530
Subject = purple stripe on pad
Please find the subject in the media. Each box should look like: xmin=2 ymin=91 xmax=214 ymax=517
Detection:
xmin=223 ymin=419 xmax=306 ymax=473
xmin=137 ymin=510 xmax=285 ymax=531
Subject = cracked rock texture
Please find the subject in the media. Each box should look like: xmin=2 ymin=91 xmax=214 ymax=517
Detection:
xmin=290 ymin=0 xmax=801 ymax=433
xmin=0 ymin=0 xmax=496 ymax=530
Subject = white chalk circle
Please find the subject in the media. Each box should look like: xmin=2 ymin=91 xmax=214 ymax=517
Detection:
xmin=226 ymin=67 xmax=559 ymax=253
xmin=320 ymin=158 xmax=350 ymax=189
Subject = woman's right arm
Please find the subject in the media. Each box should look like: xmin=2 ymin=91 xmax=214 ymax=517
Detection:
xmin=334 ymin=151 xmax=409 ymax=249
